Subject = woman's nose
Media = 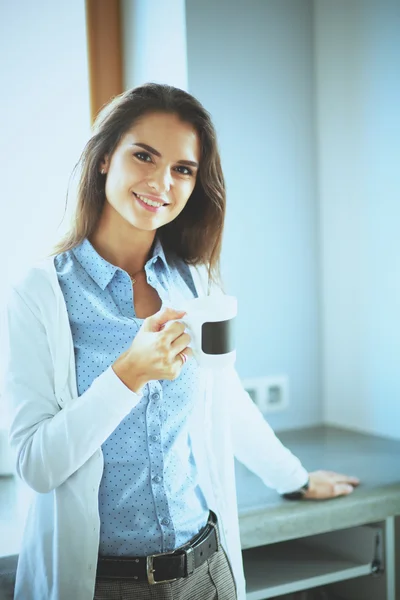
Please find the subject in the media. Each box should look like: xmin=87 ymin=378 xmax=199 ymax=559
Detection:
xmin=146 ymin=166 xmax=172 ymax=193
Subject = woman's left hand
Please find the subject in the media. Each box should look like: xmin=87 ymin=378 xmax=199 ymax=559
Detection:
xmin=303 ymin=470 xmax=360 ymax=500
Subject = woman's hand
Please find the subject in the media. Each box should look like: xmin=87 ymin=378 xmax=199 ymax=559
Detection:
xmin=112 ymin=307 xmax=193 ymax=393
xmin=303 ymin=470 xmax=360 ymax=500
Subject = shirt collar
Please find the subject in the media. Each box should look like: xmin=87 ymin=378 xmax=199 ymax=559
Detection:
xmin=72 ymin=239 xmax=118 ymax=290
xmin=150 ymin=236 xmax=168 ymax=271
xmin=72 ymin=237 xmax=169 ymax=291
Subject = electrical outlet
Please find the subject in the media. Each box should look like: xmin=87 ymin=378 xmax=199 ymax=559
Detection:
xmin=245 ymin=386 xmax=259 ymax=405
xmin=242 ymin=375 xmax=289 ymax=413
xmin=262 ymin=377 xmax=289 ymax=412
xmin=242 ymin=378 xmax=262 ymax=409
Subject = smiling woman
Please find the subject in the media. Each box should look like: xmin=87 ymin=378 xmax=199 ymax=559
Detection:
xmin=3 ymin=82 xmax=359 ymax=600
xmin=5 ymin=83 xmax=238 ymax=600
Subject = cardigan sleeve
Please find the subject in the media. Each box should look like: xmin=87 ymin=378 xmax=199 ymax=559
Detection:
xmin=228 ymin=366 xmax=309 ymax=494
xmin=3 ymin=287 xmax=142 ymax=494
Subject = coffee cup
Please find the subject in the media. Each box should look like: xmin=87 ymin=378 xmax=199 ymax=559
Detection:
xmin=177 ymin=294 xmax=237 ymax=369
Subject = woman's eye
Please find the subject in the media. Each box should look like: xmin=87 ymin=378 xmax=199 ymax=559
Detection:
xmin=175 ymin=166 xmax=193 ymax=176
xmin=134 ymin=152 xmax=152 ymax=162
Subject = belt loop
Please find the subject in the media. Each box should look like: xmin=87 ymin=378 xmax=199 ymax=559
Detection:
xmin=185 ymin=546 xmax=195 ymax=576
xmin=208 ymin=518 xmax=220 ymax=551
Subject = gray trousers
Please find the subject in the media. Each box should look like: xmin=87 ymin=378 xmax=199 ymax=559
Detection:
xmin=93 ymin=546 xmax=237 ymax=600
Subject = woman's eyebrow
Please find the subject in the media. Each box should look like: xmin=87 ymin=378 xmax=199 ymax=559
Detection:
xmin=176 ymin=159 xmax=199 ymax=168
xmin=132 ymin=142 xmax=161 ymax=157
xmin=132 ymin=143 xmax=199 ymax=169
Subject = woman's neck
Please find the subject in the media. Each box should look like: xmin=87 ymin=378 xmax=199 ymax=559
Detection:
xmin=89 ymin=204 xmax=156 ymax=275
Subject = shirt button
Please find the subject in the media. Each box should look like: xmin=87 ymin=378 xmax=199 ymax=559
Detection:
xmin=153 ymin=475 xmax=162 ymax=483
xmin=161 ymin=517 xmax=170 ymax=526
xmin=151 ymin=393 xmax=160 ymax=401
xmin=150 ymin=434 xmax=159 ymax=442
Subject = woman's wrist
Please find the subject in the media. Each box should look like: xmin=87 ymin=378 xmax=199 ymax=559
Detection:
xmin=112 ymin=353 xmax=148 ymax=393
xmin=281 ymin=477 xmax=310 ymax=501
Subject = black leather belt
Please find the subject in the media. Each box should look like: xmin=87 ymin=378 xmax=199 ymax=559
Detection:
xmin=96 ymin=513 xmax=219 ymax=584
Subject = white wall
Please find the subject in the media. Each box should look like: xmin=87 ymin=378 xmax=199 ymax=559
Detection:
xmin=0 ymin=0 xmax=91 ymax=440
xmin=0 ymin=0 xmax=91 ymax=289
xmin=315 ymin=0 xmax=400 ymax=439
xmin=186 ymin=0 xmax=322 ymax=431
xmin=122 ymin=0 xmax=188 ymax=90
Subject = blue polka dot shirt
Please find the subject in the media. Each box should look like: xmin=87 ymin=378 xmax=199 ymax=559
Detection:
xmin=54 ymin=237 xmax=209 ymax=556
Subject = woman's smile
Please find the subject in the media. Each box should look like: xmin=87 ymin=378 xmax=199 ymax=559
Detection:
xmin=133 ymin=191 xmax=169 ymax=212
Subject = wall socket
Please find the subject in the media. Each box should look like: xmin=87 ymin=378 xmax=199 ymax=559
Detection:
xmin=242 ymin=375 xmax=289 ymax=413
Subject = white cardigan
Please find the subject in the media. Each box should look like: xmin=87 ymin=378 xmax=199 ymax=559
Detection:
xmin=2 ymin=258 xmax=308 ymax=600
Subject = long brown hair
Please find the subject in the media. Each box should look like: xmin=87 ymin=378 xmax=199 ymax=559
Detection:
xmin=52 ymin=83 xmax=226 ymax=285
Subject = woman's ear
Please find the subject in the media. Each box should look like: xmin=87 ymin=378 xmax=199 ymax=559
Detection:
xmin=100 ymin=155 xmax=109 ymax=175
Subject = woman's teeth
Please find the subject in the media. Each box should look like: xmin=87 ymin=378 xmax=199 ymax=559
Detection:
xmin=135 ymin=193 xmax=164 ymax=208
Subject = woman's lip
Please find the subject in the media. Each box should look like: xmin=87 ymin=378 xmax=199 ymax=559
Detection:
xmin=133 ymin=192 xmax=164 ymax=213
xmin=133 ymin=191 xmax=169 ymax=204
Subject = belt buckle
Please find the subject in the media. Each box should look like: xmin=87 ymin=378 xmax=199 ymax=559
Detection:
xmin=146 ymin=553 xmax=178 ymax=585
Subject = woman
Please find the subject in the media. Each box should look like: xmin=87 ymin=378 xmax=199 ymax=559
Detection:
xmin=3 ymin=84 xmax=359 ymax=600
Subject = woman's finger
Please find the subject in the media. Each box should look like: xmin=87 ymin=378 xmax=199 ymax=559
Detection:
xmin=170 ymin=332 xmax=191 ymax=354
xmin=313 ymin=470 xmax=360 ymax=486
xmin=144 ymin=307 xmax=186 ymax=332
xmin=330 ymin=473 xmax=360 ymax=485
xmin=333 ymin=483 xmax=355 ymax=497
xmin=161 ymin=320 xmax=186 ymax=343
xmin=175 ymin=347 xmax=194 ymax=367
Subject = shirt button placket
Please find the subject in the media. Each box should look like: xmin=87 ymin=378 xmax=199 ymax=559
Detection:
xmin=147 ymin=386 xmax=169 ymax=545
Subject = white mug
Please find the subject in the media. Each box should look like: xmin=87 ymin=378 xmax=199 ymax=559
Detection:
xmin=178 ymin=294 xmax=237 ymax=369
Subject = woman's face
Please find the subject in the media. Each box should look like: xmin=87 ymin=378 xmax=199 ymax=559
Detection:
xmin=101 ymin=111 xmax=200 ymax=232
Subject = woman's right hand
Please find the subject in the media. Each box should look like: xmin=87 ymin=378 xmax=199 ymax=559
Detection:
xmin=112 ymin=307 xmax=193 ymax=393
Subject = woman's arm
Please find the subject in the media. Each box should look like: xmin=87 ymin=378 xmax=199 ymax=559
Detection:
xmin=3 ymin=287 xmax=142 ymax=494
xmin=195 ymin=270 xmax=358 ymax=498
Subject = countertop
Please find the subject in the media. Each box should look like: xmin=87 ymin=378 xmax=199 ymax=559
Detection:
xmin=236 ymin=426 xmax=400 ymax=549
xmin=1 ymin=426 xmax=400 ymax=558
